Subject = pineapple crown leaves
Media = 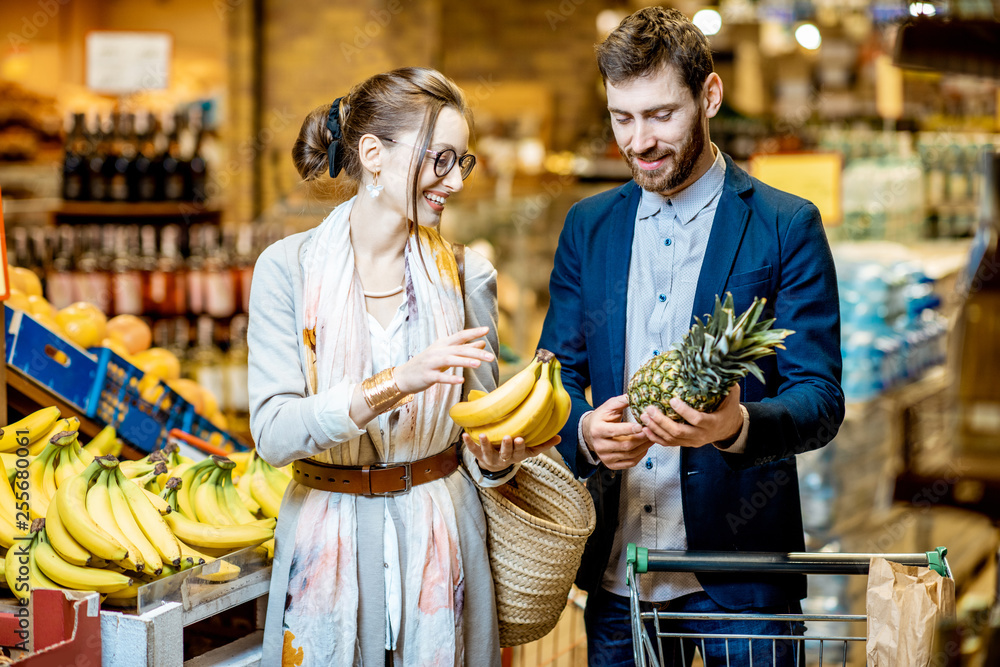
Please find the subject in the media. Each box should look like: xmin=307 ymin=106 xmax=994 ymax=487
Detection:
xmin=668 ymin=293 xmax=795 ymax=386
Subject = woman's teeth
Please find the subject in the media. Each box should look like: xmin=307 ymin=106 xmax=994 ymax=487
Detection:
xmin=424 ymin=193 xmax=446 ymax=206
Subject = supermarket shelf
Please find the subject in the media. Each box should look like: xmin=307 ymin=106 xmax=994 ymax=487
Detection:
xmin=53 ymin=201 xmax=222 ymax=217
xmin=184 ymin=630 xmax=263 ymax=667
xmin=5 ymin=364 xmax=146 ymax=460
xmin=102 ymin=557 xmax=271 ymax=666
xmin=181 ymin=566 xmax=271 ymax=627
xmin=51 ymin=200 xmax=223 ymax=227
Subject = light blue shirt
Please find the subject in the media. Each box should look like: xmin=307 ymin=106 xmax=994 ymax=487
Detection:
xmin=591 ymin=146 xmax=730 ymax=600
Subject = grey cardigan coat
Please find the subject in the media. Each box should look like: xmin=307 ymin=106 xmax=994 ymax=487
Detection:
xmin=248 ymin=228 xmax=506 ymax=666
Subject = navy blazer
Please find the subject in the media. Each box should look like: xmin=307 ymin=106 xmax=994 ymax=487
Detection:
xmin=538 ymin=154 xmax=845 ymax=610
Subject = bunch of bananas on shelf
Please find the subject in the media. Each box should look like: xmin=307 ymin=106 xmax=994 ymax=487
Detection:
xmin=0 ymin=410 xmax=119 ymax=548
xmin=6 ymin=519 xmax=135 ymax=602
xmin=0 ymin=406 xmax=69 ymax=456
xmin=0 ymin=406 xmax=121 ymax=458
xmin=243 ymin=454 xmax=291 ymax=519
xmin=0 ymin=407 xmax=289 ymax=603
xmin=450 ymin=349 xmax=571 ymax=446
xmin=0 ymin=452 xmax=277 ymax=604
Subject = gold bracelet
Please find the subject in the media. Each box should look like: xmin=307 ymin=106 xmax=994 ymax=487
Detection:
xmin=362 ymin=367 xmax=410 ymax=413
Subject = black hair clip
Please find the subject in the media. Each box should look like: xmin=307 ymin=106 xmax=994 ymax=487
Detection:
xmin=326 ymin=96 xmax=345 ymax=178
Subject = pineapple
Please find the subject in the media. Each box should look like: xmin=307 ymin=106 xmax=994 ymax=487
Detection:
xmin=627 ymin=294 xmax=794 ymax=423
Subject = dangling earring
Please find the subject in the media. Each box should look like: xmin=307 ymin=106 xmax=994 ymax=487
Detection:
xmin=366 ymin=171 xmax=384 ymax=199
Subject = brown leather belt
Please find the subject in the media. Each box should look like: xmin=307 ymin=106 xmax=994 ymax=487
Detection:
xmin=292 ymin=443 xmax=460 ymax=496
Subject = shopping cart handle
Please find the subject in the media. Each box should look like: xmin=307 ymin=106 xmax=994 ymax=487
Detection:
xmin=926 ymin=546 xmax=949 ymax=577
xmin=626 ymin=544 xmax=649 ymax=574
xmin=629 ymin=548 xmax=951 ymax=576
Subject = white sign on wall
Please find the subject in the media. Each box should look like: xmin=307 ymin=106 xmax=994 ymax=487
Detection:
xmin=85 ymin=31 xmax=172 ymax=94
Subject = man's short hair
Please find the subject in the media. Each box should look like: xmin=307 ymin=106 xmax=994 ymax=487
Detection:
xmin=596 ymin=6 xmax=715 ymax=101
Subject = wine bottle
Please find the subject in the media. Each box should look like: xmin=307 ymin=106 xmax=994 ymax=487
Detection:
xmin=186 ymin=123 xmax=209 ymax=203
xmin=203 ymin=225 xmax=235 ymax=319
xmin=47 ymin=226 xmax=77 ymax=310
xmin=111 ymin=226 xmax=143 ymax=315
xmin=127 ymin=112 xmax=158 ymax=202
xmin=74 ymin=225 xmax=112 ymax=315
xmin=87 ymin=114 xmax=108 ymax=202
xmin=102 ymin=113 xmax=129 ymax=202
xmin=62 ymin=113 xmax=90 ymax=201
xmin=160 ymin=112 xmax=188 ymax=201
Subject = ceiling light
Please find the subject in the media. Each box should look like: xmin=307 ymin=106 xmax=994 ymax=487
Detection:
xmin=597 ymin=10 xmax=625 ymax=36
xmin=693 ymin=9 xmax=723 ymax=36
xmin=795 ymin=23 xmax=822 ymax=50
xmin=908 ymin=2 xmax=937 ymax=16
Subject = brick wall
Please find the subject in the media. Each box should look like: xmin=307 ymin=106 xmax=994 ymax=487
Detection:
xmin=439 ymin=0 xmax=609 ymax=151
xmin=244 ymin=0 xmax=651 ymax=217
xmin=252 ymin=0 xmax=441 ymax=217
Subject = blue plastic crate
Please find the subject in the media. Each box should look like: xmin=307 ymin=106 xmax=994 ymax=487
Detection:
xmin=7 ymin=307 xmax=100 ymax=412
xmin=87 ymin=349 xmax=191 ymax=454
xmin=185 ymin=412 xmax=250 ymax=454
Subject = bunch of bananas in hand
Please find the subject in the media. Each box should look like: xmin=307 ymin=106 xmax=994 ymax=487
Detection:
xmin=449 ymin=349 xmax=571 ymax=446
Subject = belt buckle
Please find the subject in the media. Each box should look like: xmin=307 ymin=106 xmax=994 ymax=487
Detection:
xmin=371 ymin=461 xmax=411 ymax=496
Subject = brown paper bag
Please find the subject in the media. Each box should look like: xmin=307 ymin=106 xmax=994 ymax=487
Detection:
xmin=866 ymin=556 xmax=956 ymax=667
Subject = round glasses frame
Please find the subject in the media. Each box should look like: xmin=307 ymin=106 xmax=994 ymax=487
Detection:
xmin=384 ymin=138 xmax=476 ymax=180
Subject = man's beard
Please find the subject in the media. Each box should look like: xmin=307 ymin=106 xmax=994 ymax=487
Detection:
xmin=621 ymin=112 xmax=705 ymax=194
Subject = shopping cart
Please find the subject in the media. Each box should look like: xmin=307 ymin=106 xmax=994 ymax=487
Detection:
xmin=626 ymin=543 xmax=951 ymax=667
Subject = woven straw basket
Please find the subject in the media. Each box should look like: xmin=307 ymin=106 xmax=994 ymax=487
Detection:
xmin=478 ymin=454 xmax=596 ymax=647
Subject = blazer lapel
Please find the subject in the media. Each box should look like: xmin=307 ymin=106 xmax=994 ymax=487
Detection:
xmin=692 ymin=156 xmax=753 ymax=323
xmin=606 ymin=182 xmax=641 ymax=394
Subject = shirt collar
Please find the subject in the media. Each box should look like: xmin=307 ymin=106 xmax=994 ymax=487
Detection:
xmin=636 ymin=144 xmax=727 ymax=224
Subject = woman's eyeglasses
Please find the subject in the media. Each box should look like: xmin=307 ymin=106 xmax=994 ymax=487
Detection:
xmin=384 ymin=138 xmax=476 ymax=180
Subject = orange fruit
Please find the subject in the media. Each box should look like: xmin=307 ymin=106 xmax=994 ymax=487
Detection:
xmin=207 ymin=410 xmax=229 ymax=430
xmin=138 ymin=372 xmax=166 ymax=403
xmin=200 ymin=386 xmax=220 ymax=417
xmin=100 ymin=337 xmax=133 ymax=360
xmin=26 ymin=294 xmax=56 ymax=319
xmin=57 ymin=302 xmax=108 ymax=347
xmin=106 ymin=314 xmax=152 ymax=355
xmin=169 ymin=378 xmax=205 ymax=414
xmin=33 ymin=311 xmax=66 ymax=337
xmin=131 ymin=348 xmax=181 ymax=382
xmin=8 ymin=266 xmax=42 ymax=298
xmin=6 ymin=289 xmax=30 ymax=312
xmin=56 ymin=309 xmax=102 ymax=349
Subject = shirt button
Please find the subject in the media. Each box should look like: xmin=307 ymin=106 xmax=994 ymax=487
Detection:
xmin=658 ymin=294 xmax=666 ymax=303
xmin=646 ymin=458 xmax=653 ymax=470
xmin=644 ymin=504 xmax=653 ymax=513
xmin=664 ymin=238 xmax=672 ymax=246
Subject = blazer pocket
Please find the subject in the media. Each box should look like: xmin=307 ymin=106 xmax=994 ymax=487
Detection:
xmin=727 ymin=264 xmax=772 ymax=288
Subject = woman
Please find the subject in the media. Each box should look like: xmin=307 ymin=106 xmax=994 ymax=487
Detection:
xmin=248 ymin=67 xmax=555 ymax=666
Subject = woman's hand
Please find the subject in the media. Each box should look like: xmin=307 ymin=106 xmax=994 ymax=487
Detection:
xmin=462 ymin=432 xmax=561 ymax=473
xmin=394 ymin=327 xmax=494 ymax=395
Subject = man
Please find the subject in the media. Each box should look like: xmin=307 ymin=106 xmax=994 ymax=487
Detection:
xmin=537 ymin=7 xmax=845 ymax=666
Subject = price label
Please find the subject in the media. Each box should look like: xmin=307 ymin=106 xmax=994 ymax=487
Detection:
xmin=86 ymin=31 xmax=171 ymax=94
xmin=748 ymin=152 xmax=844 ymax=226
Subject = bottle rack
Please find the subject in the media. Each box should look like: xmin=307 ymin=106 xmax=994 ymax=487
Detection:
xmin=51 ymin=201 xmax=223 ymax=226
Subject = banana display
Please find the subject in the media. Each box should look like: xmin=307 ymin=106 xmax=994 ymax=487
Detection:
xmin=450 ymin=349 xmax=572 ymax=446
xmin=0 ymin=410 xmax=285 ymax=604
xmin=0 ymin=406 xmax=62 ymax=454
